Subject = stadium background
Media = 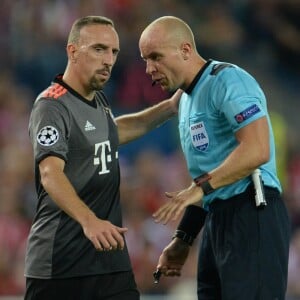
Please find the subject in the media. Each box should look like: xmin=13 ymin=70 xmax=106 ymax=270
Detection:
xmin=0 ymin=0 xmax=299 ymax=299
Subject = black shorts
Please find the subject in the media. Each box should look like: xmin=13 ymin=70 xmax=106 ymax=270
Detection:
xmin=24 ymin=271 xmax=140 ymax=300
xmin=197 ymin=185 xmax=290 ymax=300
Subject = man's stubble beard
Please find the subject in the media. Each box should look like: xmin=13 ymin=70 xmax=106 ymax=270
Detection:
xmin=89 ymin=75 xmax=108 ymax=91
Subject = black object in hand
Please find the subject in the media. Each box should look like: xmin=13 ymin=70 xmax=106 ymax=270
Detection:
xmin=153 ymin=270 xmax=162 ymax=284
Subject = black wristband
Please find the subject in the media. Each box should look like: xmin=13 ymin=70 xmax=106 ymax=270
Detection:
xmin=194 ymin=173 xmax=215 ymax=195
xmin=172 ymin=230 xmax=194 ymax=246
xmin=174 ymin=205 xmax=207 ymax=246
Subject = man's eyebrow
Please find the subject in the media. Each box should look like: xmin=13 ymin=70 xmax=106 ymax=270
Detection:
xmin=91 ymin=43 xmax=120 ymax=52
xmin=142 ymin=51 xmax=161 ymax=59
xmin=92 ymin=43 xmax=108 ymax=48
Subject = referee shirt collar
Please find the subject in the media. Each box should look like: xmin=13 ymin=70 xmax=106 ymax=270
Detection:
xmin=185 ymin=59 xmax=213 ymax=95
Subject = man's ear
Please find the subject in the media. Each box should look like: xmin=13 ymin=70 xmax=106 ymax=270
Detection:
xmin=181 ymin=42 xmax=192 ymax=60
xmin=66 ymin=44 xmax=77 ymax=62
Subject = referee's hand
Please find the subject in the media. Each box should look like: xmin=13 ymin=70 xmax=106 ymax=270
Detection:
xmin=155 ymin=237 xmax=190 ymax=280
xmin=153 ymin=183 xmax=203 ymax=224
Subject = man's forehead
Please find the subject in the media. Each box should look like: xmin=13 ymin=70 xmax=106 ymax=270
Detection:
xmin=140 ymin=35 xmax=178 ymax=58
xmin=142 ymin=25 xmax=165 ymax=41
xmin=80 ymin=24 xmax=117 ymax=38
xmin=140 ymin=43 xmax=163 ymax=57
xmin=141 ymin=30 xmax=167 ymax=49
xmin=79 ymin=24 xmax=119 ymax=45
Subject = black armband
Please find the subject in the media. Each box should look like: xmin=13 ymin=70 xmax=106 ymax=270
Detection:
xmin=173 ymin=205 xmax=207 ymax=246
xmin=194 ymin=173 xmax=215 ymax=195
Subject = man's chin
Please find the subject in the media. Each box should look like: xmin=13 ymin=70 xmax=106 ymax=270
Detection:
xmin=93 ymin=84 xmax=104 ymax=91
xmin=160 ymin=83 xmax=174 ymax=93
xmin=91 ymin=79 xmax=107 ymax=90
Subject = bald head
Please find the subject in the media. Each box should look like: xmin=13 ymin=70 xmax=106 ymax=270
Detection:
xmin=139 ymin=16 xmax=205 ymax=92
xmin=140 ymin=16 xmax=196 ymax=50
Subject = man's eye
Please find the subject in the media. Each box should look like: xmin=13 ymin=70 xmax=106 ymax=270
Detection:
xmin=95 ymin=47 xmax=104 ymax=52
xmin=152 ymin=55 xmax=161 ymax=61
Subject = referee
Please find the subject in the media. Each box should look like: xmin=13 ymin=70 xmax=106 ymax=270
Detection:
xmin=139 ymin=16 xmax=291 ymax=300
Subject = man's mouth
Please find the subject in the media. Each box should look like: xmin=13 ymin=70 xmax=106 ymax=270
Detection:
xmin=152 ymin=78 xmax=163 ymax=86
xmin=96 ymin=70 xmax=110 ymax=77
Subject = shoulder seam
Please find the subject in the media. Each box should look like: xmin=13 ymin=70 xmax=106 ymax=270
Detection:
xmin=41 ymin=83 xmax=68 ymax=99
xmin=210 ymin=63 xmax=234 ymax=76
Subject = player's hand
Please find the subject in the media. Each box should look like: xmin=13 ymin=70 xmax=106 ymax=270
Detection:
xmin=82 ymin=217 xmax=128 ymax=251
xmin=155 ymin=238 xmax=190 ymax=279
xmin=153 ymin=183 xmax=203 ymax=224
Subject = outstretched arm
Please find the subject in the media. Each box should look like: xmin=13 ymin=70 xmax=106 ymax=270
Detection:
xmin=153 ymin=117 xmax=270 ymax=224
xmin=116 ymin=89 xmax=182 ymax=145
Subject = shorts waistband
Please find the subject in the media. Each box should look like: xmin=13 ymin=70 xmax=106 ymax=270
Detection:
xmin=209 ymin=184 xmax=280 ymax=211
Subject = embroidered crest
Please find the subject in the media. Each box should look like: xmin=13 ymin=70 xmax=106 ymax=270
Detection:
xmin=37 ymin=126 xmax=59 ymax=146
xmin=190 ymin=121 xmax=209 ymax=151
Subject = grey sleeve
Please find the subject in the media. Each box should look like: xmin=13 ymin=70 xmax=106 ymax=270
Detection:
xmin=29 ymin=99 xmax=70 ymax=163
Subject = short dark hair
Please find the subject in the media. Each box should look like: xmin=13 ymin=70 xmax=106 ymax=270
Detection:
xmin=68 ymin=16 xmax=115 ymax=44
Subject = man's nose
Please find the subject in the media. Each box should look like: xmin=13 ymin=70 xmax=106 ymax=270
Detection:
xmin=146 ymin=61 xmax=156 ymax=75
xmin=103 ymin=51 xmax=114 ymax=66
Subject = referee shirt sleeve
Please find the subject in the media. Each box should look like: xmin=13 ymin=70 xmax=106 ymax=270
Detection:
xmin=29 ymin=99 xmax=70 ymax=164
xmin=211 ymin=67 xmax=267 ymax=132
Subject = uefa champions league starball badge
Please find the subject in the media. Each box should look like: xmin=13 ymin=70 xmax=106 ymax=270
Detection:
xmin=37 ymin=125 xmax=59 ymax=146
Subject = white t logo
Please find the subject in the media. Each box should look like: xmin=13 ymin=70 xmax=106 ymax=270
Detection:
xmin=94 ymin=141 xmax=112 ymax=174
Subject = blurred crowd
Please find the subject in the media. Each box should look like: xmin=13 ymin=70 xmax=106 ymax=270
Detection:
xmin=0 ymin=0 xmax=299 ymax=298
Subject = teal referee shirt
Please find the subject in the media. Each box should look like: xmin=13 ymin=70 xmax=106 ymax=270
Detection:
xmin=178 ymin=60 xmax=281 ymax=209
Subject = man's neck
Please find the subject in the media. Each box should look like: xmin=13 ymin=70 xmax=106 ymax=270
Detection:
xmin=62 ymin=67 xmax=95 ymax=101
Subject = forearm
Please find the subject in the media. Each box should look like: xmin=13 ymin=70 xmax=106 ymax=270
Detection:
xmin=173 ymin=205 xmax=207 ymax=245
xmin=208 ymin=142 xmax=268 ymax=191
xmin=206 ymin=117 xmax=270 ymax=190
xmin=173 ymin=143 xmax=264 ymax=243
xmin=41 ymin=168 xmax=96 ymax=227
xmin=116 ymin=89 xmax=183 ymax=145
xmin=116 ymin=98 xmax=177 ymax=144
